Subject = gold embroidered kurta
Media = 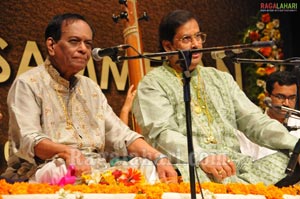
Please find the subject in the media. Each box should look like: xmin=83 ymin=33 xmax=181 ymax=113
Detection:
xmin=2 ymin=59 xmax=142 ymax=181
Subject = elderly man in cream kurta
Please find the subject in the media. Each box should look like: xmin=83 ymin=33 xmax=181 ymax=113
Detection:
xmin=2 ymin=59 xmax=159 ymax=183
xmin=1 ymin=13 xmax=177 ymax=184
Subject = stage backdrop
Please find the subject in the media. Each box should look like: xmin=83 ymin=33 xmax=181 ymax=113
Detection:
xmin=0 ymin=0 xmax=299 ymax=173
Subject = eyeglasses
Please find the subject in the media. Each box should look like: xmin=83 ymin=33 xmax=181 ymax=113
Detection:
xmin=271 ymin=94 xmax=297 ymax=102
xmin=175 ymin=32 xmax=207 ymax=44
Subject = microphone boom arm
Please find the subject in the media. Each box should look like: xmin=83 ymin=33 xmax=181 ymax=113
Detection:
xmin=116 ymin=41 xmax=275 ymax=62
xmin=234 ymin=58 xmax=300 ymax=66
xmin=278 ymin=106 xmax=300 ymax=118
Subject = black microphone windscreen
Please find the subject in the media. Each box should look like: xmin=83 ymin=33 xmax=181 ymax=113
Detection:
xmin=252 ymin=40 xmax=275 ymax=47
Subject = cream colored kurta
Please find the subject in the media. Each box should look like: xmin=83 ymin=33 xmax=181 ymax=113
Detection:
xmin=2 ymin=59 xmax=142 ymax=181
xmin=132 ymin=63 xmax=298 ymax=185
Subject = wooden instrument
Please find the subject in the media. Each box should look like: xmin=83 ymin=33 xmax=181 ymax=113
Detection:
xmin=116 ymin=0 xmax=147 ymax=132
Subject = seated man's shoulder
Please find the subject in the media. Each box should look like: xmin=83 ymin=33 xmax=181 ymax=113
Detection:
xmin=14 ymin=65 xmax=46 ymax=83
xmin=201 ymin=66 xmax=233 ymax=81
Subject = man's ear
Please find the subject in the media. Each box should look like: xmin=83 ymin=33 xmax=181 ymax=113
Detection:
xmin=162 ymin=40 xmax=173 ymax=52
xmin=46 ymin=37 xmax=56 ymax=55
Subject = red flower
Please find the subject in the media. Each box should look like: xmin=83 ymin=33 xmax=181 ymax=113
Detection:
xmin=265 ymin=65 xmax=276 ymax=75
xmin=117 ymin=168 xmax=142 ymax=186
xmin=261 ymin=13 xmax=271 ymax=23
xmin=259 ymin=47 xmax=272 ymax=57
xmin=249 ymin=31 xmax=260 ymax=41
xmin=277 ymin=51 xmax=284 ymax=59
xmin=112 ymin=169 xmax=123 ymax=179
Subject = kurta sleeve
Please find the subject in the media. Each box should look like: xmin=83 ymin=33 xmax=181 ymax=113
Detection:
xmin=99 ymin=91 xmax=142 ymax=156
xmin=225 ymin=72 xmax=298 ymax=151
xmin=8 ymin=78 xmax=50 ymax=164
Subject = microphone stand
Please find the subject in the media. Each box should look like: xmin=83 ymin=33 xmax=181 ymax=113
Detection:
xmin=115 ymin=41 xmax=275 ymax=62
xmin=177 ymin=50 xmax=197 ymax=199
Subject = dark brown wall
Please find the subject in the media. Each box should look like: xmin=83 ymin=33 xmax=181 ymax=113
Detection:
xmin=0 ymin=0 xmax=299 ymax=173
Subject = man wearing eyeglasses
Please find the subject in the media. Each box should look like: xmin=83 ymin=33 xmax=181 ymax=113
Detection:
xmin=237 ymin=70 xmax=299 ymax=161
xmin=266 ymin=71 xmax=298 ymax=125
xmin=132 ymin=9 xmax=300 ymax=185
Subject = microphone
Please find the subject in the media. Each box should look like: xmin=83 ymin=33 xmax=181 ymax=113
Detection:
xmin=114 ymin=41 xmax=275 ymax=63
xmin=264 ymin=97 xmax=300 ymax=117
xmin=92 ymin=44 xmax=130 ymax=61
xmin=263 ymin=97 xmax=275 ymax=109
xmin=211 ymin=49 xmax=244 ymax=59
xmin=211 ymin=41 xmax=275 ymax=59
xmin=251 ymin=40 xmax=275 ymax=47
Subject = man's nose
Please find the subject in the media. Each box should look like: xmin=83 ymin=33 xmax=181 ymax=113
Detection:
xmin=191 ymin=37 xmax=202 ymax=47
xmin=282 ymin=98 xmax=291 ymax=107
xmin=78 ymin=42 xmax=89 ymax=52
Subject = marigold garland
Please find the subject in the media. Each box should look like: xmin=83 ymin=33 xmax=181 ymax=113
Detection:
xmin=81 ymin=167 xmax=145 ymax=186
xmin=1 ymin=168 xmax=300 ymax=199
xmin=1 ymin=180 xmax=300 ymax=199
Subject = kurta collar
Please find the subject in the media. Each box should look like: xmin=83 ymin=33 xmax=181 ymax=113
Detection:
xmin=162 ymin=61 xmax=200 ymax=78
xmin=44 ymin=58 xmax=79 ymax=89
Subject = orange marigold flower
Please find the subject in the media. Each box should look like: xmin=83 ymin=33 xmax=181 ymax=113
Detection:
xmin=257 ymin=93 xmax=266 ymax=101
xmin=134 ymin=193 xmax=147 ymax=199
xmin=1 ymin=179 xmax=300 ymax=199
xmin=101 ymin=170 xmax=117 ymax=185
xmin=265 ymin=185 xmax=284 ymax=199
xmin=260 ymin=35 xmax=271 ymax=41
xmin=266 ymin=22 xmax=274 ymax=30
xmin=0 ymin=180 xmax=12 ymax=194
xmin=265 ymin=65 xmax=276 ymax=75
xmin=201 ymin=182 xmax=227 ymax=194
xmin=226 ymin=183 xmax=250 ymax=194
xmin=281 ymin=186 xmax=299 ymax=195
xmin=273 ymin=29 xmax=281 ymax=40
xmin=256 ymin=67 xmax=266 ymax=76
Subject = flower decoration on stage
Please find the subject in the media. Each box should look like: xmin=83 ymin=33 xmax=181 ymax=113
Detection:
xmin=81 ymin=167 xmax=144 ymax=186
xmin=242 ymin=12 xmax=283 ymax=109
xmin=1 ymin=180 xmax=300 ymax=199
